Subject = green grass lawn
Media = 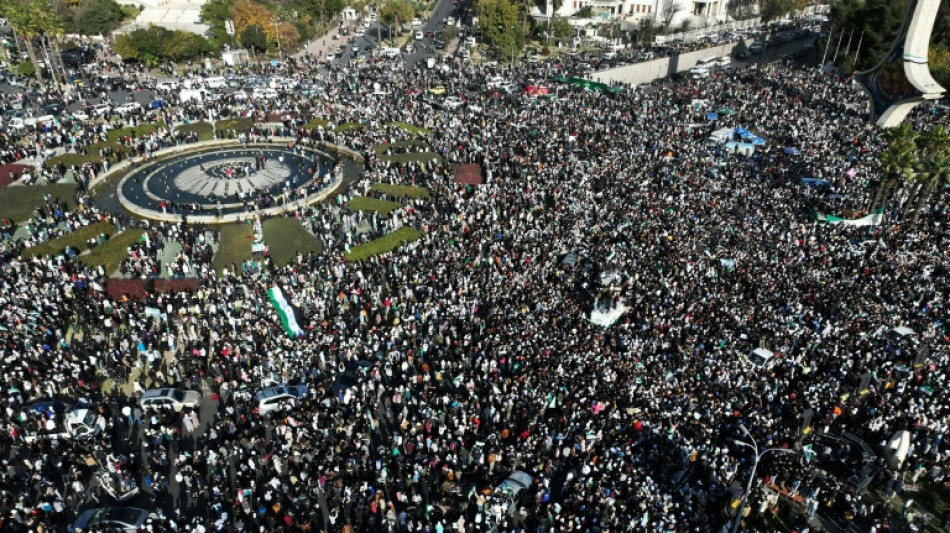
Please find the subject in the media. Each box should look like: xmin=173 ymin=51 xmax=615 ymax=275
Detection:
xmin=262 ymin=217 xmax=323 ymax=267
xmin=334 ymin=122 xmax=363 ymax=133
xmin=175 ymin=122 xmax=215 ymax=141
xmin=345 ymin=226 xmax=422 ymax=262
xmin=371 ymin=140 xmax=442 ymax=164
xmin=83 ymin=141 xmax=135 ymax=156
xmin=20 ymin=220 xmax=118 ymax=259
xmin=0 ymin=184 xmax=77 ymax=222
xmin=885 ymin=483 xmax=950 ymax=533
xmin=348 ymin=196 xmax=404 ymax=216
xmin=105 ymin=122 xmax=166 ymax=143
xmin=44 ymin=152 xmax=104 ymax=169
xmin=370 ymin=183 xmax=430 ymax=199
xmin=80 ymin=229 xmax=145 ymax=275
xmin=386 ymin=121 xmax=432 ymax=135
xmin=302 ymin=118 xmax=331 ymax=130
xmin=215 ymin=118 xmax=256 ymax=133
xmin=212 ymin=223 xmax=255 ymax=275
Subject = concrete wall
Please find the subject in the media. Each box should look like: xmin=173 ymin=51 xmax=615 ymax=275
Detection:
xmin=593 ymin=40 xmax=750 ymax=86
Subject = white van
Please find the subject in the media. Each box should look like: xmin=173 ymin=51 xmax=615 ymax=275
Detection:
xmin=205 ymin=77 xmax=227 ymax=89
xmin=180 ymin=89 xmax=205 ymax=103
xmin=695 ymin=57 xmax=717 ymax=68
xmin=253 ymin=87 xmax=279 ymax=99
xmin=379 ymin=47 xmax=401 ymax=58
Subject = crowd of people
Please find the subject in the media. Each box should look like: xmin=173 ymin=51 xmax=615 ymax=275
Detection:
xmin=0 ymin=29 xmax=948 ymax=533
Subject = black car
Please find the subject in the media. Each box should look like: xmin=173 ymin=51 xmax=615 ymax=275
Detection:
xmin=42 ymin=103 xmax=65 ymax=116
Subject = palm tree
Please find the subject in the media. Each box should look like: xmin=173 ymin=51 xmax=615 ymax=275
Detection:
xmin=874 ymin=122 xmax=918 ymax=211
xmin=0 ymin=0 xmax=44 ymax=85
xmin=919 ymin=124 xmax=950 ymax=155
xmin=910 ymin=152 xmax=950 ymax=224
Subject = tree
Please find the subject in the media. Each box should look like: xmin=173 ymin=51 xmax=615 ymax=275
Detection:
xmin=910 ymin=152 xmax=950 ymax=223
xmin=658 ymin=0 xmax=682 ymax=30
xmin=760 ymin=0 xmax=796 ymax=22
xmin=874 ymin=122 xmax=917 ymax=209
xmin=476 ymin=0 xmax=525 ymax=60
xmin=74 ymin=0 xmax=124 ymax=35
xmin=0 ymin=0 xmax=52 ymax=85
xmin=240 ymin=23 xmax=268 ymax=52
xmin=551 ymin=15 xmax=571 ymax=39
xmin=379 ymin=0 xmax=414 ymax=44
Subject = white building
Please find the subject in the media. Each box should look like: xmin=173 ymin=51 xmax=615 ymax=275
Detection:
xmin=539 ymin=0 xmax=731 ymax=30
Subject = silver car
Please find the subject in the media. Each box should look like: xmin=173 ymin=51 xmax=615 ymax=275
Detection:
xmin=140 ymin=388 xmax=202 ymax=411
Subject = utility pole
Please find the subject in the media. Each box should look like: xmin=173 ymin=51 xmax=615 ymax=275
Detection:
xmin=819 ymin=25 xmax=832 ymax=68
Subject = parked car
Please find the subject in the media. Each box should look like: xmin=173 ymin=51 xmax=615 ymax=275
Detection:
xmin=415 ymin=31 xmax=424 ymax=40
xmin=443 ymin=96 xmax=463 ymax=110
xmin=256 ymin=385 xmax=308 ymax=415
xmin=115 ymin=102 xmax=141 ymax=115
xmin=140 ymin=388 xmax=202 ymax=411
xmin=73 ymin=507 xmax=148 ymax=532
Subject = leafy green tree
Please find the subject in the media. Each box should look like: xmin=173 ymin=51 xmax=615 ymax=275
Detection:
xmin=910 ymin=152 xmax=950 ymax=223
xmin=14 ymin=60 xmax=35 ymax=78
xmin=240 ymin=23 xmax=268 ymax=52
xmin=874 ymin=122 xmax=917 ymax=209
xmin=760 ymin=0 xmax=795 ymax=22
xmin=74 ymin=0 xmax=124 ymax=35
xmin=201 ymin=0 xmax=233 ymax=49
xmin=379 ymin=0 xmax=414 ymax=44
xmin=551 ymin=15 xmax=571 ymax=39
xmin=476 ymin=0 xmax=525 ymax=60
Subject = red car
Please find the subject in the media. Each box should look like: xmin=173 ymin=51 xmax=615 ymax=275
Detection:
xmin=425 ymin=31 xmax=434 ymax=38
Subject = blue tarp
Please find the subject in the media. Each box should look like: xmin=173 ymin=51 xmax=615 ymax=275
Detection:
xmin=706 ymin=113 xmax=719 ymax=120
xmin=801 ymin=178 xmax=830 ymax=187
xmin=784 ymin=147 xmax=800 ymax=155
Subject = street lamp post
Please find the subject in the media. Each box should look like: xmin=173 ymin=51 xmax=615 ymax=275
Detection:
xmin=730 ymin=425 xmax=797 ymax=533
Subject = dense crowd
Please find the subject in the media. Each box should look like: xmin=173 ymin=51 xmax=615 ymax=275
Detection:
xmin=0 ymin=34 xmax=948 ymax=533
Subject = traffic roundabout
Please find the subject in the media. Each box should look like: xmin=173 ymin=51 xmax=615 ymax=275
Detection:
xmin=116 ymin=141 xmax=348 ymax=223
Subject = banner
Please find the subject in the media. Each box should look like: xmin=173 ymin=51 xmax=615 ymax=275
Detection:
xmin=821 ymin=208 xmax=884 ymax=226
xmin=268 ymin=286 xmax=304 ymax=338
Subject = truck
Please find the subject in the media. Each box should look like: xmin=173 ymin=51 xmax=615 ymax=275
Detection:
xmin=179 ymin=89 xmax=206 ymax=103
xmin=22 ymin=407 xmax=103 ymax=443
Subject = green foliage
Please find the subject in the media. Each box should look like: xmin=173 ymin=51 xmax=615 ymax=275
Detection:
xmin=74 ymin=0 xmax=125 ymax=35
xmin=574 ymin=6 xmax=593 ymax=18
xmin=80 ymin=229 xmax=145 ymax=274
xmin=443 ymin=25 xmax=459 ymax=42
xmin=302 ymin=118 xmax=331 ymax=130
xmin=212 ymin=223 xmax=254 ymax=274
xmin=44 ymin=152 xmax=103 ymax=169
xmin=240 ymin=24 xmax=269 ymax=52
xmin=386 ymin=121 xmax=431 ymax=135
xmin=21 ymin=221 xmax=118 ymax=259
xmin=370 ymin=184 xmax=430 ymax=199
xmin=261 ymin=217 xmax=323 ymax=267
xmin=759 ymin=0 xmax=795 ymax=22
xmin=106 ymin=122 xmax=166 ymax=143
xmin=113 ymin=25 xmax=214 ymax=64
xmin=0 ymin=184 xmax=76 ymax=223
xmin=551 ymin=15 xmax=571 ymax=39
xmin=175 ymin=122 xmax=215 ymax=141
xmin=14 ymin=61 xmax=35 ymax=77
xmin=333 ymin=122 xmax=363 ymax=133
xmin=347 ymin=196 xmax=404 ymax=215
xmin=215 ymin=118 xmax=256 ymax=132
xmin=380 ymin=0 xmax=414 ymax=41
xmin=829 ymin=0 xmax=915 ymax=74
xmin=476 ymin=0 xmax=525 ymax=60
xmin=345 ymin=226 xmax=422 ymax=262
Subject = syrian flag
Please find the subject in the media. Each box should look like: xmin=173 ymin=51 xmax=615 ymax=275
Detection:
xmin=268 ymin=286 xmax=304 ymax=338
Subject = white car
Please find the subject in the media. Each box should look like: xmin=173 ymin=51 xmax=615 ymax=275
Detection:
xmin=115 ymin=102 xmax=141 ymax=115
xmin=744 ymin=348 xmax=775 ymax=369
xmin=140 ymin=388 xmax=202 ymax=411
xmin=355 ymin=26 xmax=365 ymax=36
xmin=156 ymin=81 xmax=179 ymax=91
xmin=689 ymin=66 xmax=710 ymax=79
xmin=326 ymin=52 xmax=335 ymax=62
xmin=415 ymin=31 xmax=424 ymax=40
xmin=70 ymin=109 xmax=90 ymax=121
xmin=443 ymin=96 xmax=463 ymax=110
xmin=92 ymin=103 xmax=112 ymax=117
xmin=256 ymin=385 xmax=308 ymax=415
xmin=411 ymin=18 xmax=422 ymax=26
xmin=713 ymin=55 xmax=731 ymax=67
